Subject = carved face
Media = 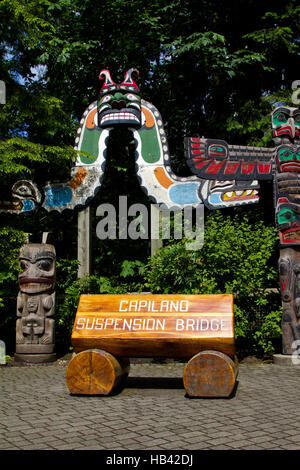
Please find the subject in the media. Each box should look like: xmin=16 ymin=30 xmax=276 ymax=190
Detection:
xmin=19 ymin=244 xmax=56 ymax=294
xmin=271 ymin=106 xmax=300 ymax=143
xmin=276 ymin=199 xmax=300 ymax=244
xmin=0 ymin=180 xmax=41 ymax=214
xmin=97 ymin=69 xmax=141 ymax=129
xmin=279 ymin=248 xmax=300 ymax=316
xmin=276 ymin=145 xmax=300 ymax=172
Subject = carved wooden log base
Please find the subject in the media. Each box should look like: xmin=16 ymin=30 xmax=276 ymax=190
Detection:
xmin=14 ymin=353 xmax=56 ymax=364
xmin=183 ymin=350 xmax=238 ymax=398
xmin=65 ymin=349 xmax=130 ymax=395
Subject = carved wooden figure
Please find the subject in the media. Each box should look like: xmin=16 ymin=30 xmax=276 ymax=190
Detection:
xmin=15 ymin=243 xmax=56 ymax=363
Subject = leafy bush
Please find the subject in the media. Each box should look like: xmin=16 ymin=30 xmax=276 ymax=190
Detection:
xmin=55 ymin=259 xmax=147 ymax=351
xmin=145 ymin=211 xmax=282 ymax=356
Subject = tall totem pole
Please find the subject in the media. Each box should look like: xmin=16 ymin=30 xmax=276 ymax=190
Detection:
xmin=273 ymin=107 xmax=300 ymax=354
xmin=187 ymin=105 xmax=300 ymax=355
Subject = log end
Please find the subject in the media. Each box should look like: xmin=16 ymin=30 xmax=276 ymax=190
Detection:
xmin=183 ymin=350 xmax=238 ymax=398
xmin=66 ymin=349 xmax=130 ymax=395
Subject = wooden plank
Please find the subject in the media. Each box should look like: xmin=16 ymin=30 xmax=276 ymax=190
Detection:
xmin=71 ymin=294 xmax=235 ymax=358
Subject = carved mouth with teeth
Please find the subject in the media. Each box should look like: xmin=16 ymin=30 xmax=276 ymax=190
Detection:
xmin=279 ymin=162 xmax=300 ymax=172
xmin=222 ymin=189 xmax=259 ymax=201
xmin=282 ymin=229 xmax=300 ymax=241
xmin=19 ymin=278 xmax=54 ymax=294
xmin=0 ymin=200 xmax=23 ymax=212
xmin=99 ymin=109 xmax=141 ymax=128
xmin=209 ymin=180 xmax=259 ymax=203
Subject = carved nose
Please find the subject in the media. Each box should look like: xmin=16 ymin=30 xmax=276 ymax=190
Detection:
xmin=111 ymin=93 xmax=126 ymax=109
xmin=288 ymin=118 xmax=296 ymax=139
xmin=112 ymin=100 xmax=126 ymax=109
xmin=282 ymin=291 xmax=292 ymax=302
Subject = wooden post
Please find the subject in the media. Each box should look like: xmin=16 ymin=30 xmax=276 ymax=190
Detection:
xmin=183 ymin=350 xmax=238 ymax=398
xmin=66 ymin=349 xmax=130 ymax=395
xmin=77 ymin=206 xmax=91 ymax=278
xmin=150 ymin=204 xmax=162 ymax=257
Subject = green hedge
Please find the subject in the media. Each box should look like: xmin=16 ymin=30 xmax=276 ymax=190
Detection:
xmin=145 ymin=211 xmax=282 ymax=356
xmin=0 ymin=212 xmax=282 ymax=356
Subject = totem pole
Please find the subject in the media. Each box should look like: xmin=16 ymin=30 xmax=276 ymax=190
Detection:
xmin=186 ymin=105 xmax=300 ymax=355
xmin=273 ymin=108 xmax=300 ymax=353
xmin=15 ymin=243 xmax=56 ymax=363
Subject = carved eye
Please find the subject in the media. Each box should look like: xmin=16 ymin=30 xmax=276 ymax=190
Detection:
xmin=277 ymin=113 xmax=288 ymax=122
xmin=295 ymin=114 xmax=300 ymax=123
xmin=126 ymin=93 xmax=139 ymax=101
xmin=37 ymin=260 xmax=52 ymax=271
xmin=101 ymin=95 xmax=111 ymax=103
xmin=279 ymin=263 xmax=288 ymax=276
xmin=16 ymin=185 xmax=32 ymax=197
xmin=20 ymin=260 xmax=27 ymax=271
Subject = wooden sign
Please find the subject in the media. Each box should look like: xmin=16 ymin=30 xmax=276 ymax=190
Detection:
xmin=71 ymin=294 xmax=235 ymax=358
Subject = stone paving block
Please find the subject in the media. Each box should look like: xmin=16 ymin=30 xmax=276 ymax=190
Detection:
xmin=270 ymin=438 xmax=297 ymax=447
xmin=286 ymin=435 xmax=300 ymax=443
xmin=213 ymin=445 xmax=232 ymax=450
xmin=182 ymin=435 xmax=210 ymax=444
xmin=245 ymin=430 xmax=270 ymax=438
xmin=260 ymin=441 xmax=281 ymax=449
xmin=282 ymin=429 xmax=299 ymax=436
xmin=249 ymin=435 xmax=273 ymax=444
xmin=281 ymin=443 xmax=300 ymax=450
xmin=208 ymin=437 xmax=234 ymax=446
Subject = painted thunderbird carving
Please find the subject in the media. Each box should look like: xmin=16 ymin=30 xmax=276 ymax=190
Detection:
xmin=1 ymin=68 xmax=259 ymax=213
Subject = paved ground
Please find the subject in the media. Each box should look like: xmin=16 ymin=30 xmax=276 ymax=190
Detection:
xmin=0 ymin=358 xmax=300 ymax=451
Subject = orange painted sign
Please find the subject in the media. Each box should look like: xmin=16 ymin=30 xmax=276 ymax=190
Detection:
xmin=71 ymin=294 xmax=235 ymax=358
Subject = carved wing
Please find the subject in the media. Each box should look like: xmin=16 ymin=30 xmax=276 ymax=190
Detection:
xmin=185 ymin=137 xmax=274 ymax=180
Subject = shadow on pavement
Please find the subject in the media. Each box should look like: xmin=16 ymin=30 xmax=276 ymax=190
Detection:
xmin=125 ymin=376 xmax=184 ymax=389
